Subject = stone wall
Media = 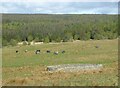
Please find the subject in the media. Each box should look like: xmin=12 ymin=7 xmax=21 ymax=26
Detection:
xmin=47 ymin=64 xmax=103 ymax=72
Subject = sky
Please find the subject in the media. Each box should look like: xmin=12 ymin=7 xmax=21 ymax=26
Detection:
xmin=0 ymin=0 xmax=119 ymax=14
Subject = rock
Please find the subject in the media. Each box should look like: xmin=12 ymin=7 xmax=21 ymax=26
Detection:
xmin=47 ymin=64 xmax=103 ymax=72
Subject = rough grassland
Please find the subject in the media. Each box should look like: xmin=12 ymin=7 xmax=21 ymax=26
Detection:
xmin=2 ymin=39 xmax=118 ymax=86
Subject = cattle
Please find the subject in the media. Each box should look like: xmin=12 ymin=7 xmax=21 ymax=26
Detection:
xmin=16 ymin=50 xmax=19 ymax=53
xmin=54 ymin=51 xmax=58 ymax=55
xmin=25 ymin=50 xmax=28 ymax=53
xmin=35 ymin=50 xmax=40 ymax=54
xmin=95 ymin=45 xmax=99 ymax=48
xmin=62 ymin=50 xmax=65 ymax=54
xmin=46 ymin=50 xmax=51 ymax=53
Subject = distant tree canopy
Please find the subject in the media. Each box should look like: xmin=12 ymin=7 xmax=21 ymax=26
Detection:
xmin=2 ymin=14 xmax=118 ymax=46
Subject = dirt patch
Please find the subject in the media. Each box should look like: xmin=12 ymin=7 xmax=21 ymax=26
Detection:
xmin=2 ymin=63 xmax=118 ymax=86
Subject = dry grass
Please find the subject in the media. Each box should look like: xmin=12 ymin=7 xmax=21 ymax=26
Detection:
xmin=2 ymin=62 xmax=118 ymax=86
xmin=2 ymin=39 xmax=118 ymax=86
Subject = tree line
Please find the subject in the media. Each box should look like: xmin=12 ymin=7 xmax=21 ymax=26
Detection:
xmin=2 ymin=14 xmax=118 ymax=46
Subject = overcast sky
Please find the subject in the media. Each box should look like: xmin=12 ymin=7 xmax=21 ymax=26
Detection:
xmin=0 ymin=1 xmax=118 ymax=14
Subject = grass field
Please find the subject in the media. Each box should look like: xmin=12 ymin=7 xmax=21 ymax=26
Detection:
xmin=2 ymin=39 xmax=118 ymax=86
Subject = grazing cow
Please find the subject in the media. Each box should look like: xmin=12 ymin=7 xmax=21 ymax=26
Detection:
xmin=62 ymin=50 xmax=65 ymax=54
xmin=16 ymin=50 xmax=19 ymax=53
xmin=95 ymin=45 xmax=99 ymax=48
xmin=25 ymin=50 xmax=28 ymax=53
xmin=35 ymin=50 xmax=40 ymax=54
xmin=54 ymin=51 xmax=58 ymax=55
xmin=46 ymin=50 xmax=51 ymax=53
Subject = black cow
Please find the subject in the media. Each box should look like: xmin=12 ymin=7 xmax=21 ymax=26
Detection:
xmin=46 ymin=50 xmax=51 ymax=53
xmin=16 ymin=50 xmax=19 ymax=53
xmin=62 ymin=50 xmax=65 ymax=53
xmin=35 ymin=50 xmax=40 ymax=54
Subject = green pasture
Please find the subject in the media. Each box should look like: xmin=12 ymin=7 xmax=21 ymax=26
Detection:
xmin=2 ymin=39 xmax=118 ymax=86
